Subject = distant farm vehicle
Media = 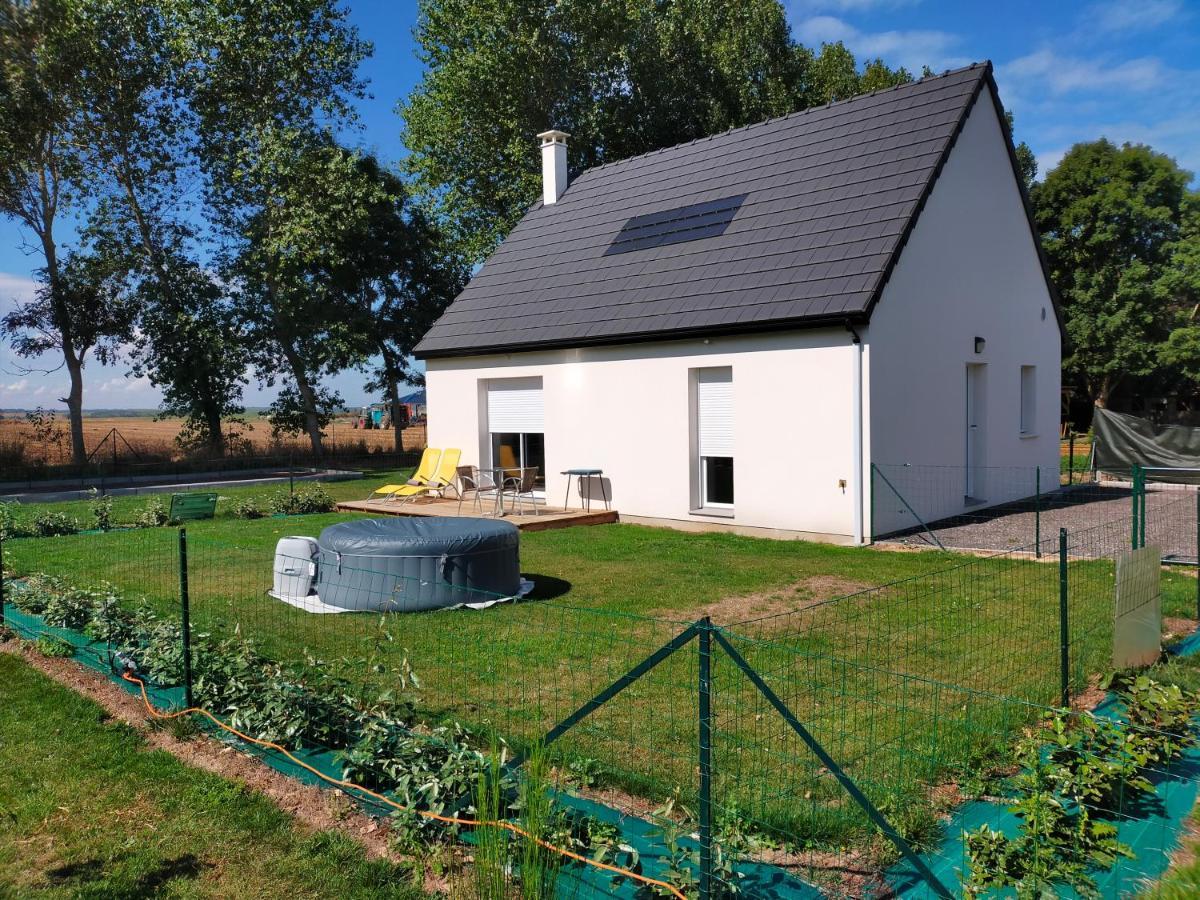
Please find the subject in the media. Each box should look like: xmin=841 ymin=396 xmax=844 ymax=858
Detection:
xmin=353 ymin=403 xmax=412 ymax=430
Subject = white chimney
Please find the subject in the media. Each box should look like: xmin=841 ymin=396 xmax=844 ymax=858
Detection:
xmin=537 ymin=129 xmax=570 ymax=205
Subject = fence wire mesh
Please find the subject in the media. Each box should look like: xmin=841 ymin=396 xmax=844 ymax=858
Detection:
xmin=1 ymin=476 xmax=1199 ymax=898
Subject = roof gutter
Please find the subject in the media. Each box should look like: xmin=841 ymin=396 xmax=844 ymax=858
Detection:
xmin=415 ymin=310 xmax=872 ymax=360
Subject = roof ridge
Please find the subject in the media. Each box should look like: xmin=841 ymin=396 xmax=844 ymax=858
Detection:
xmin=585 ymin=61 xmax=990 ymax=176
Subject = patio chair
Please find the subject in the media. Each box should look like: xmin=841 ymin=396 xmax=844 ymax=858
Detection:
xmin=456 ymin=465 xmax=500 ymax=515
xmin=501 ymin=466 xmax=542 ymax=516
xmin=397 ymin=448 xmax=462 ymax=503
xmin=370 ymin=448 xmax=440 ymax=501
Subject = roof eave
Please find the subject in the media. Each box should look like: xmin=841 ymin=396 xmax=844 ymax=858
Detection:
xmin=415 ymin=311 xmax=871 ymax=360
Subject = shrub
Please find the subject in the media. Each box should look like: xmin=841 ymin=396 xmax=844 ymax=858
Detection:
xmin=0 ymin=501 xmax=31 ymax=540
xmin=135 ymin=497 xmax=170 ymax=528
xmin=33 ymin=636 xmax=75 ymax=658
xmin=269 ymin=483 xmax=335 ymax=515
xmin=32 ymin=511 xmax=79 ymax=537
xmin=228 ymin=496 xmax=265 ymax=519
xmin=42 ymin=586 xmax=105 ymax=631
xmin=89 ymin=488 xmax=114 ymax=531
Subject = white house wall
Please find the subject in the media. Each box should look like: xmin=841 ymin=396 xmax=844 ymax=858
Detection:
xmin=425 ymin=330 xmax=866 ymax=540
xmin=867 ymin=89 xmax=1061 ymax=536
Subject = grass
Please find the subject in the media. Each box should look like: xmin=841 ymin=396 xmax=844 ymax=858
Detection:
xmin=0 ymin=652 xmax=426 ymax=899
xmin=0 ymin=467 xmax=414 ymax=531
xmin=5 ymin=511 xmax=1197 ymax=853
xmin=4 ymin=469 xmax=1198 ymax=859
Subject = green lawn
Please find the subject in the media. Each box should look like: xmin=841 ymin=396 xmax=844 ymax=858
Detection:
xmin=0 ymin=652 xmax=426 ymax=899
xmin=5 ymin=512 xmax=1196 ymax=853
xmin=2 ymin=467 xmax=412 ymax=531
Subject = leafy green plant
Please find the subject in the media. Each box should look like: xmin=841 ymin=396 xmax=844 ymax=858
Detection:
xmin=1120 ymin=675 xmax=1200 ymax=764
xmin=966 ymin=676 xmax=1200 ymax=897
xmin=33 ymin=635 xmax=74 ymax=658
xmin=269 ymin=483 xmax=335 ymax=515
xmin=965 ymin=756 xmax=1132 ymax=898
xmin=0 ymin=501 xmax=31 ymax=540
xmin=88 ymin=488 xmax=114 ymax=531
xmin=32 ymin=511 xmax=79 ymax=537
xmin=1041 ymin=714 xmax=1153 ymax=809
xmin=228 ymin=496 xmax=266 ymax=519
xmin=135 ymin=497 xmax=170 ymax=528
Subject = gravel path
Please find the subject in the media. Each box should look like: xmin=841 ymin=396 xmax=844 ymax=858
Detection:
xmin=879 ymin=483 xmax=1198 ymax=561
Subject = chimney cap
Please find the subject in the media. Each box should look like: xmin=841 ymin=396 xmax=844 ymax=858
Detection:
xmin=537 ymin=129 xmax=570 ymax=144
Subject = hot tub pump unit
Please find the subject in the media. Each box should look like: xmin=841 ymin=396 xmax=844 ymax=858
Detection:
xmin=271 ymin=536 xmax=319 ymax=602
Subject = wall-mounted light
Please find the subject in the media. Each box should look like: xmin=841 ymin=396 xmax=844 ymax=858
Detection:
xmin=974 ymin=336 xmax=986 ymax=354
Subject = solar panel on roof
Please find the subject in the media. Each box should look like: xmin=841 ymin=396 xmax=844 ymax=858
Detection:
xmin=604 ymin=194 xmax=748 ymax=255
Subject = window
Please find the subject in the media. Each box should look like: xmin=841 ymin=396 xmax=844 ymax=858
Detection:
xmin=487 ymin=377 xmax=545 ymax=489
xmin=1020 ymin=366 xmax=1037 ymax=436
xmin=696 ymin=367 xmax=734 ymax=508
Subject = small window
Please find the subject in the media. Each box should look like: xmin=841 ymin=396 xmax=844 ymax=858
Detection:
xmin=696 ymin=367 xmax=733 ymax=509
xmin=1020 ymin=366 xmax=1037 ymax=435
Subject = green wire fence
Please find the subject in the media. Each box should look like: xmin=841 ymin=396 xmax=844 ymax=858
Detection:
xmin=2 ymin=481 xmax=1199 ymax=898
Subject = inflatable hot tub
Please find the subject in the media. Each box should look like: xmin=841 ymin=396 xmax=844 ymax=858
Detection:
xmin=313 ymin=517 xmax=522 ymax=612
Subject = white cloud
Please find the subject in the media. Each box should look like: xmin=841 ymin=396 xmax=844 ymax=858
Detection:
xmin=1087 ymin=0 xmax=1182 ymax=34
xmin=1001 ymin=49 xmax=1167 ymax=96
xmin=794 ymin=15 xmax=968 ymax=74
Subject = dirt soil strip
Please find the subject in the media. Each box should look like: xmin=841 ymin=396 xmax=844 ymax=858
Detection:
xmin=0 ymin=639 xmax=405 ymax=862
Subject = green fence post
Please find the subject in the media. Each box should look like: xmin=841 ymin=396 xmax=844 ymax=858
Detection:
xmin=1068 ymin=431 xmax=1075 ymax=485
xmin=178 ymin=528 xmax=194 ymax=710
xmin=0 ymin=534 xmax=6 ymax=628
xmin=1059 ymin=527 xmax=1070 ymax=709
xmin=1140 ymin=469 xmax=1148 ymax=549
xmin=1131 ymin=465 xmax=1140 ymax=551
xmin=698 ymin=617 xmax=714 ymax=900
xmin=1195 ymin=490 xmax=1199 ymax=621
xmin=1035 ymin=465 xmax=1042 ymax=558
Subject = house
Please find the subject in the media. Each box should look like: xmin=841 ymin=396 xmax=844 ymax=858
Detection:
xmin=414 ymin=62 xmax=1062 ymax=544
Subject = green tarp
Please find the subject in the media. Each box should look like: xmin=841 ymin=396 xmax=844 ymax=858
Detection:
xmin=1093 ymin=408 xmax=1200 ymax=483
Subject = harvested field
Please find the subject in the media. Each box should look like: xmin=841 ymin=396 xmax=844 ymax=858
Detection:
xmin=0 ymin=414 xmax=425 ymax=466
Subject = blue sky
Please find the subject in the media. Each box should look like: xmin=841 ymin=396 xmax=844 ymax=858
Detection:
xmin=2 ymin=0 xmax=1198 ymax=411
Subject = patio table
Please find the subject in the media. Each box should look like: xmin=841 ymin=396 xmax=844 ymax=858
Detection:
xmin=561 ymin=468 xmax=609 ymax=512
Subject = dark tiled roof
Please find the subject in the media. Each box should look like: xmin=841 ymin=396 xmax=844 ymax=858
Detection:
xmin=416 ymin=63 xmax=999 ymax=358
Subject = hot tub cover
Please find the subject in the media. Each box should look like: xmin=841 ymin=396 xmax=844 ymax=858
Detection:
xmin=313 ymin=517 xmax=523 ymax=613
xmin=319 ymin=516 xmax=520 ymax=556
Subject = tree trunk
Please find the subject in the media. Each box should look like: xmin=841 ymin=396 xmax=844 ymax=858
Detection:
xmin=278 ymin=339 xmax=324 ymax=456
xmin=63 ymin=353 xmax=86 ymax=467
xmin=199 ymin=377 xmax=226 ymax=457
xmin=40 ymin=227 xmax=88 ymax=466
xmin=380 ymin=347 xmax=405 ymax=453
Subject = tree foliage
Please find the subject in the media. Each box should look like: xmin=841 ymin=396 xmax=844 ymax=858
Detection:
xmin=1032 ymin=139 xmax=1200 ymax=409
xmin=401 ymin=0 xmax=913 ymax=261
xmin=0 ymin=0 xmax=105 ymax=463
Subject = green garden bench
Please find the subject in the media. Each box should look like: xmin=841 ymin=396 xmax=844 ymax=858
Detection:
xmin=169 ymin=492 xmax=218 ymax=522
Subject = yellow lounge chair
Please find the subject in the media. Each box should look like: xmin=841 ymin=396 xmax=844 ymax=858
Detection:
xmin=396 ymin=448 xmax=462 ymax=503
xmin=370 ymin=448 xmax=441 ymax=501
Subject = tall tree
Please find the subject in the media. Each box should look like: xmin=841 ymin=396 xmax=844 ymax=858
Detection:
xmin=401 ymin=0 xmax=912 ymax=262
xmin=1032 ymin=139 xmax=1197 ymax=408
xmin=227 ymin=139 xmax=380 ymax=452
xmin=324 ymin=154 xmax=466 ymax=451
xmin=1 ymin=248 xmax=136 ymax=438
xmin=67 ymin=2 xmax=247 ymax=454
xmin=127 ymin=251 xmax=248 ymax=454
xmin=0 ymin=0 xmax=96 ymax=463
xmin=180 ymin=0 xmax=371 ymax=454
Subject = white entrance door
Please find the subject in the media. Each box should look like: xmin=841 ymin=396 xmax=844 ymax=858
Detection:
xmin=965 ymin=364 xmax=986 ymax=501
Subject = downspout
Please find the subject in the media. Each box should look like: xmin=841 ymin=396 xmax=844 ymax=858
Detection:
xmin=846 ymin=321 xmax=865 ymax=545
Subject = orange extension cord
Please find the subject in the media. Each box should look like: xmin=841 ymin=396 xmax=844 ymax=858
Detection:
xmin=122 ymin=672 xmax=687 ymax=899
